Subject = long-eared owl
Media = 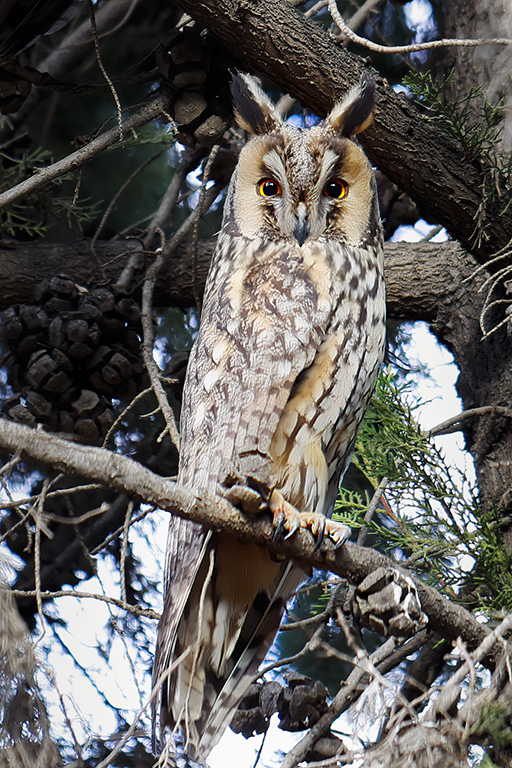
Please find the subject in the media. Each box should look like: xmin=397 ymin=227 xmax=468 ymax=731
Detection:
xmin=153 ymin=73 xmax=386 ymax=763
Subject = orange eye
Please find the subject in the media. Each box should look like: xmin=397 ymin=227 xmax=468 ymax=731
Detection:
xmin=324 ymin=179 xmax=348 ymax=199
xmin=258 ymin=178 xmax=281 ymax=197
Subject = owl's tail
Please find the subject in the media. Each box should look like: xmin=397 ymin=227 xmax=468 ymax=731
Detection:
xmin=153 ymin=530 xmax=301 ymax=763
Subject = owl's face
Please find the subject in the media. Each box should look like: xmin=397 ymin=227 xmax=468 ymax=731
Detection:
xmin=227 ymin=74 xmax=378 ymax=248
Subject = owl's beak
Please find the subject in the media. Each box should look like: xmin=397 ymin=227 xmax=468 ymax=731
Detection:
xmin=293 ymin=202 xmax=309 ymax=246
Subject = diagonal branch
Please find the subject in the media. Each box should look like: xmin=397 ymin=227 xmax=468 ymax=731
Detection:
xmin=0 ymin=416 xmax=502 ymax=669
xmin=0 ymin=94 xmax=172 ymax=210
xmin=170 ymin=0 xmax=512 ymax=267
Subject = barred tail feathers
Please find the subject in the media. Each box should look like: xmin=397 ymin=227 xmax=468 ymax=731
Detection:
xmin=157 ymin=531 xmax=302 ymax=762
xmin=196 ymin=561 xmax=302 ymax=760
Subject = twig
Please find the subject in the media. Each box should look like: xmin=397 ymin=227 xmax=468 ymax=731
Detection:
xmin=282 ymin=608 xmax=331 ymax=631
xmin=0 ymin=94 xmax=171 ymax=210
xmin=184 ymin=548 xmax=216 ymax=743
xmin=90 ymin=504 xmax=156 ymax=556
xmin=88 ymin=0 xmax=124 ymax=140
xmin=427 ymin=405 xmax=512 ymax=437
xmin=94 ymin=646 xmax=193 ymax=768
xmin=192 ymin=144 xmax=220 ymax=315
xmin=327 ymin=0 xmax=512 ymax=53
xmin=425 ymin=613 xmax=512 ymax=721
xmin=10 ymin=587 xmax=160 ymax=620
xmin=143 ymin=148 xmax=199 ymax=250
xmin=120 ymin=500 xmax=134 ymax=607
xmin=345 ymin=0 xmax=382 ymax=33
xmin=305 ymin=0 xmax=328 ymax=19
xmin=91 ymin=147 xmax=169 ymax=252
xmin=33 ymin=477 xmax=52 ymax=640
xmin=256 ymin=623 xmax=328 ymax=682
xmin=0 ymin=449 xmax=22 ymax=477
xmin=356 ymin=475 xmax=389 ymax=547
xmin=279 ymin=637 xmax=397 ymax=768
xmin=140 ymin=182 xmax=223 ymax=450
xmin=0 ymin=483 xmax=103 ymax=512
xmin=420 ymin=224 xmax=444 ymax=242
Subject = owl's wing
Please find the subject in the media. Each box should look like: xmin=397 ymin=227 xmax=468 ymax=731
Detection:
xmin=178 ymin=235 xmax=334 ymax=492
xmin=153 ymin=516 xmax=211 ymax=697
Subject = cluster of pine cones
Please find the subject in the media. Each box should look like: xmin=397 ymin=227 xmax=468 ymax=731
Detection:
xmin=1 ymin=276 xmax=146 ymax=441
xmin=159 ymin=25 xmax=233 ymax=148
xmin=231 ymin=672 xmax=345 ymax=761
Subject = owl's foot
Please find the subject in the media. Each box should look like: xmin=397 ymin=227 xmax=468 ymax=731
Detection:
xmin=223 ymin=483 xmax=267 ymax=516
xmin=223 ymin=480 xmax=350 ymax=550
xmin=269 ymin=491 xmax=351 ymax=550
xmin=299 ymin=512 xmax=351 ymax=550
xmin=268 ymin=490 xmax=301 ymax=541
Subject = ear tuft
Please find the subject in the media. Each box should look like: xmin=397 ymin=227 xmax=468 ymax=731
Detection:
xmin=230 ymin=72 xmax=282 ymax=135
xmin=326 ymin=74 xmax=376 ymax=137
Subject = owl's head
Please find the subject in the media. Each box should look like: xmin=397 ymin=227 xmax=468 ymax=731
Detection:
xmin=225 ymin=73 xmax=379 ymax=247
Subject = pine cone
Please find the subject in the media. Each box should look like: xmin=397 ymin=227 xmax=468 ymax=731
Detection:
xmin=1 ymin=275 xmax=147 ymax=440
xmin=350 ymin=567 xmax=428 ymax=638
xmin=157 ymin=25 xmax=233 ymax=148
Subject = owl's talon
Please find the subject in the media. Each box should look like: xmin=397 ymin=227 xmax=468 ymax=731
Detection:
xmin=269 ymin=490 xmax=301 ymax=542
xmin=324 ymin=519 xmax=351 ymax=549
xmin=299 ymin=513 xmax=351 ymax=550
xmin=312 ymin=517 xmax=326 ymax=552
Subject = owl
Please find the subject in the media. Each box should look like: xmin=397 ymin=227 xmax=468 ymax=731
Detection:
xmin=153 ymin=73 xmax=386 ymax=763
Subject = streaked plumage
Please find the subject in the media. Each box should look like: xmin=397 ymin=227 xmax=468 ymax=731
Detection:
xmin=153 ymin=72 xmax=386 ymax=763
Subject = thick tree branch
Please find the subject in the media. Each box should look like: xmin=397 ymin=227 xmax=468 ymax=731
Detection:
xmin=0 ymin=416 xmax=501 ymax=669
xmin=170 ymin=0 xmax=512 ymax=266
xmin=0 ymin=238 xmax=471 ymax=318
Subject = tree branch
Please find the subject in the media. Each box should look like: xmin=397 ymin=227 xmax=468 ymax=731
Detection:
xmin=0 ymin=94 xmax=172 ymax=210
xmin=327 ymin=0 xmax=512 ymax=53
xmin=0 ymin=238 xmax=473 ymax=318
xmin=0 ymin=416 xmax=501 ymax=669
xmin=170 ymin=0 xmax=512 ymax=266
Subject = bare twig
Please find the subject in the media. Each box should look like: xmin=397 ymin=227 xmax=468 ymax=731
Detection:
xmin=140 ymin=182 xmax=223 ymax=449
xmin=425 ymin=613 xmax=512 ymax=722
xmin=192 ymin=145 xmax=220 ymax=315
xmin=327 ymin=0 xmax=512 ymax=53
xmin=356 ymin=475 xmax=389 ymax=547
xmin=0 ymin=95 xmax=172 ymax=210
xmin=143 ymin=148 xmax=199 ymax=250
xmin=88 ymin=0 xmax=124 ymax=140
xmin=279 ymin=637 xmax=397 ymax=768
xmin=102 ymin=387 xmax=154 ymax=448
xmin=345 ymin=0 xmax=382 ymax=32
xmin=33 ymin=477 xmax=52 ymax=638
xmin=120 ymin=500 xmax=134 ymax=607
xmin=0 ymin=483 xmax=103 ymax=513
xmin=90 ymin=504 xmax=156 ymax=556
xmin=92 ymin=147 xmax=169 ymax=252
xmin=10 ymin=587 xmax=159 ymax=620
xmin=427 ymin=405 xmax=512 ymax=437
xmin=94 ymin=647 xmax=193 ymax=768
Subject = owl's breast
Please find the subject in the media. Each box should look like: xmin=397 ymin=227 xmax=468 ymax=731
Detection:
xmin=269 ymin=241 xmax=386 ymax=515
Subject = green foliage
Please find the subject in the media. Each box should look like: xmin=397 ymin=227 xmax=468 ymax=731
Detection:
xmin=403 ymin=70 xmax=512 ymax=200
xmin=0 ymin=140 xmax=97 ymax=238
xmin=471 ymin=701 xmax=512 ymax=751
xmin=334 ymin=371 xmax=512 ymax=611
xmin=107 ymin=124 xmax=176 ymax=152
xmin=477 ymin=758 xmax=501 ymax=768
